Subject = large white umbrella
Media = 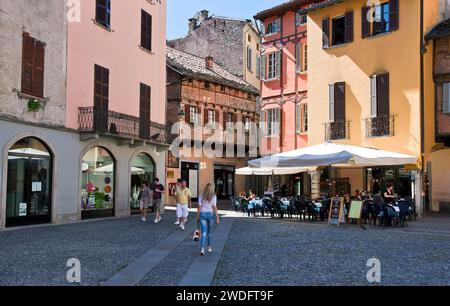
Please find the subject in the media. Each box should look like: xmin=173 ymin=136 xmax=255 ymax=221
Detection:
xmin=236 ymin=166 xmax=311 ymax=176
xmin=248 ymin=143 xmax=418 ymax=168
xmin=94 ymin=164 xmax=145 ymax=175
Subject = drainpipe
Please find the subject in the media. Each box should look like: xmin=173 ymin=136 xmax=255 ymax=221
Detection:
xmin=419 ymin=0 xmax=425 ymax=217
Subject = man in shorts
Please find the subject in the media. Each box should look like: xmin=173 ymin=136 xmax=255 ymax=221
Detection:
xmin=174 ymin=179 xmax=182 ymax=225
xmin=152 ymin=178 xmax=165 ymax=223
xmin=175 ymin=180 xmax=192 ymax=231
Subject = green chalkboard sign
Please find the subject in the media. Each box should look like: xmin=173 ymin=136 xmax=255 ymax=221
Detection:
xmin=348 ymin=200 xmax=363 ymax=220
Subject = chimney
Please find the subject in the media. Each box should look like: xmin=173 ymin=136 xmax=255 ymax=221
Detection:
xmin=188 ymin=18 xmax=198 ymax=33
xmin=199 ymin=10 xmax=209 ymax=23
xmin=205 ymin=56 xmax=214 ymax=70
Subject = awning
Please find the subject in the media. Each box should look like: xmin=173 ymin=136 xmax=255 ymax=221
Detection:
xmin=248 ymin=143 xmax=418 ymax=168
xmin=236 ymin=167 xmax=311 ymax=176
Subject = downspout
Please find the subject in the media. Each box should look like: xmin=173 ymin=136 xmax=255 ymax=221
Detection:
xmin=420 ymin=0 xmax=425 ymax=216
xmin=279 ymin=14 xmax=284 ymax=152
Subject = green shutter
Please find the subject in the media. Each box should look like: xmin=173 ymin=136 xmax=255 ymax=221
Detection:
xmin=261 ymin=54 xmax=266 ymax=80
xmin=275 ymin=51 xmax=281 ymax=78
xmin=296 ymin=43 xmax=302 ymax=73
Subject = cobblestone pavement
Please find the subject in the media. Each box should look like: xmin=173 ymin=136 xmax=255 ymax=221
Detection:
xmin=0 ymin=210 xmax=448 ymax=286
xmin=213 ymin=216 xmax=450 ymax=286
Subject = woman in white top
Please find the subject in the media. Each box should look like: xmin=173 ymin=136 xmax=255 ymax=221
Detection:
xmin=196 ymin=183 xmax=220 ymax=256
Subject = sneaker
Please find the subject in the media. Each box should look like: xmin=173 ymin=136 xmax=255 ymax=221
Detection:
xmin=141 ymin=217 xmax=146 ymax=222
xmin=207 ymin=247 xmax=212 ymax=253
xmin=174 ymin=220 xmax=180 ymax=225
xmin=154 ymin=217 xmax=162 ymax=223
xmin=181 ymin=225 xmax=185 ymax=231
xmin=200 ymin=248 xmax=205 ymax=256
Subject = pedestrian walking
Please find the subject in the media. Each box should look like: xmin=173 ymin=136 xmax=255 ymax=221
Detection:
xmin=152 ymin=178 xmax=165 ymax=223
xmin=139 ymin=181 xmax=151 ymax=222
xmin=175 ymin=180 xmax=192 ymax=231
xmin=196 ymin=183 xmax=220 ymax=256
xmin=174 ymin=179 xmax=182 ymax=225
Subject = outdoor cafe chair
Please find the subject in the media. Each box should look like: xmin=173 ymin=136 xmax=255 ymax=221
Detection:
xmin=306 ymin=201 xmax=319 ymax=222
xmin=262 ymin=197 xmax=275 ymax=218
xmin=230 ymin=196 xmax=241 ymax=212
xmin=398 ymin=200 xmax=411 ymax=227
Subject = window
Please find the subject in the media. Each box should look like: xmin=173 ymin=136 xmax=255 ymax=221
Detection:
xmin=139 ymin=83 xmax=151 ymax=139
xmin=296 ymin=104 xmax=308 ymax=134
xmin=190 ymin=107 xmax=197 ymax=125
xmin=94 ymin=64 xmax=109 ymax=132
xmin=185 ymin=105 xmax=199 ymax=125
xmin=303 ymin=45 xmax=308 ymax=72
xmin=247 ymin=47 xmax=253 ymax=71
xmin=141 ymin=10 xmax=152 ymax=51
xmin=256 ymin=55 xmax=261 ymax=79
xmin=267 ymin=108 xmax=280 ymax=136
xmin=208 ymin=110 xmax=215 ymax=124
xmin=244 ymin=117 xmax=250 ymax=132
xmin=296 ymin=12 xmax=307 ymax=26
xmin=266 ymin=19 xmax=281 ymax=35
xmin=332 ymin=16 xmax=346 ymax=46
xmin=267 ymin=52 xmax=281 ymax=80
xmin=220 ymin=85 xmax=225 ymax=92
xmin=329 ymin=82 xmax=346 ymax=122
xmin=96 ymin=0 xmax=111 ymax=28
xmin=323 ymin=11 xmax=354 ymax=48
xmin=295 ymin=43 xmax=302 ymax=73
xmin=443 ymin=83 xmax=450 ymax=114
xmin=21 ymin=33 xmax=45 ymax=98
xmin=370 ymin=74 xmax=390 ymax=117
xmin=204 ymin=82 xmax=210 ymax=89
xmin=362 ymin=0 xmax=399 ymax=38
xmin=248 ymin=35 xmax=251 ymax=42
xmin=223 ymin=112 xmax=235 ymax=131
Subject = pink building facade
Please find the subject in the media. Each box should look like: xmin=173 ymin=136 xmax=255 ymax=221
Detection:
xmin=256 ymin=1 xmax=314 ymax=156
xmin=66 ymin=0 xmax=168 ymax=220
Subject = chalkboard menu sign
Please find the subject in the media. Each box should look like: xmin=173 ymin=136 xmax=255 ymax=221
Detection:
xmin=329 ymin=197 xmax=345 ymax=226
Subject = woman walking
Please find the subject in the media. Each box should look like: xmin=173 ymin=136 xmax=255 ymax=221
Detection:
xmin=196 ymin=183 xmax=220 ymax=256
xmin=139 ymin=181 xmax=151 ymax=222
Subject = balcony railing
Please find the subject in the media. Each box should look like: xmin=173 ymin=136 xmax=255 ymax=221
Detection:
xmin=365 ymin=115 xmax=395 ymax=138
xmin=78 ymin=107 xmax=167 ymax=144
xmin=325 ymin=121 xmax=350 ymax=141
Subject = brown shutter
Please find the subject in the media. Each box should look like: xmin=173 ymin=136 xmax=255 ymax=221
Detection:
xmin=389 ymin=0 xmax=399 ymax=31
xmin=139 ymin=83 xmax=151 ymax=139
xmin=362 ymin=6 xmax=371 ymax=38
xmin=223 ymin=112 xmax=227 ymax=130
xmin=33 ymin=41 xmax=45 ymax=98
xmin=215 ymin=109 xmax=220 ymax=124
xmin=322 ymin=17 xmax=330 ymax=48
xmin=377 ymin=74 xmax=390 ymax=116
xmin=345 ymin=11 xmax=354 ymax=43
xmin=21 ymin=33 xmax=34 ymax=95
xmin=334 ymin=82 xmax=346 ymax=122
xmin=185 ymin=104 xmax=190 ymax=124
xmin=141 ymin=10 xmax=152 ymax=51
xmin=94 ymin=65 xmax=109 ymax=132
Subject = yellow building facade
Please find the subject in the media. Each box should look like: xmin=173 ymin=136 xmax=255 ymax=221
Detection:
xmin=306 ymin=0 xmax=441 ymax=214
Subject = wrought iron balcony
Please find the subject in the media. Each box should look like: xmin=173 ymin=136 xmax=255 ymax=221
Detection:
xmin=365 ymin=115 xmax=395 ymax=138
xmin=78 ymin=107 xmax=168 ymax=144
xmin=325 ymin=121 xmax=350 ymax=141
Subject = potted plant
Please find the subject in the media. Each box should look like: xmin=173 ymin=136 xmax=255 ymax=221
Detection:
xmin=27 ymin=99 xmax=41 ymax=112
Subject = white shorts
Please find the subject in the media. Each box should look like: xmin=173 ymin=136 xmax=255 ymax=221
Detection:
xmin=177 ymin=204 xmax=189 ymax=218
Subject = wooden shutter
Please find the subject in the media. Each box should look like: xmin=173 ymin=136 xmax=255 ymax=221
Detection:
xmin=185 ymin=104 xmax=190 ymax=124
xmin=106 ymin=0 xmax=111 ymax=27
xmin=276 ymin=108 xmax=281 ymax=136
xmin=275 ymin=51 xmax=281 ymax=78
xmin=204 ymin=108 xmax=209 ymax=126
xmin=94 ymin=65 xmax=109 ymax=132
xmin=329 ymin=84 xmax=335 ymax=122
xmin=256 ymin=56 xmax=261 ymax=78
xmin=334 ymin=82 xmax=346 ymax=122
xmin=295 ymin=12 xmax=300 ymax=26
xmin=215 ymin=109 xmax=220 ymax=125
xmin=362 ymin=6 xmax=371 ymax=38
xmin=261 ymin=54 xmax=266 ymax=80
xmin=389 ymin=0 xmax=399 ymax=31
xmin=139 ymin=83 xmax=151 ymax=139
xmin=296 ymin=43 xmax=301 ymax=73
xmin=141 ymin=10 xmax=152 ymax=51
xmin=377 ymin=74 xmax=390 ymax=116
xmin=33 ymin=41 xmax=45 ymax=98
xmin=223 ymin=112 xmax=227 ymax=130
xmin=370 ymin=75 xmax=378 ymax=117
xmin=322 ymin=17 xmax=330 ymax=48
xmin=444 ymin=84 xmax=450 ymax=113
xmin=345 ymin=11 xmax=354 ymax=43
xmin=21 ymin=33 xmax=34 ymax=95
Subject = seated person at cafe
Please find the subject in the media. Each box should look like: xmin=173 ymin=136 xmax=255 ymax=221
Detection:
xmin=383 ymin=183 xmax=396 ymax=204
xmin=247 ymin=190 xmax=256 ymax=201
xmin=352 ymin=189 xmax=362 ymax=200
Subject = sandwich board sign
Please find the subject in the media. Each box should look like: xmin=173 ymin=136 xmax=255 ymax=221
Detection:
xmin=329 ymin=197 xmax=345 ymax=226
xmin=348 ymin=200 xmax=363 ymax=221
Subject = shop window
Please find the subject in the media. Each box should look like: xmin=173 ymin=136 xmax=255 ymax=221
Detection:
xmin=81 ymin=147 xmax=115 ymax=219
xmin=6 ymin=137 xmax=52 ymax=227
xmin=130 ymin=153 xmax=155 ymax=213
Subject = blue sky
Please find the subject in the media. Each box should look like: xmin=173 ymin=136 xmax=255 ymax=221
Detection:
xmin=167 ymin=0 xmax=286 ymax=40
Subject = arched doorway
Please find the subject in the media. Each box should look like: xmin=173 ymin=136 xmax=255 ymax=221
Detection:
xmin=6 ymin=137 xmax=53 ymax=227
xmin=130 ymin=153 xmax=155 ymax=214
xmin=81 ymin=147 xmax=115 ymax=219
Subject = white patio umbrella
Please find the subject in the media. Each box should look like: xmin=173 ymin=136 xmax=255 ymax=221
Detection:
xmin=236 ymin=166 xmax=311 ymax=176
xmin=248 ymin=143 xmax=418 ymax=168
xmin=94 ymin=164 xmax=145 ymax=175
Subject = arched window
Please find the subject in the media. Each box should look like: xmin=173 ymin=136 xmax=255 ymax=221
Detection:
xmin=81 ymin=147 xmax=115 ymax=219
xmin=6 ymin=137 xmax=52 ymax=227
